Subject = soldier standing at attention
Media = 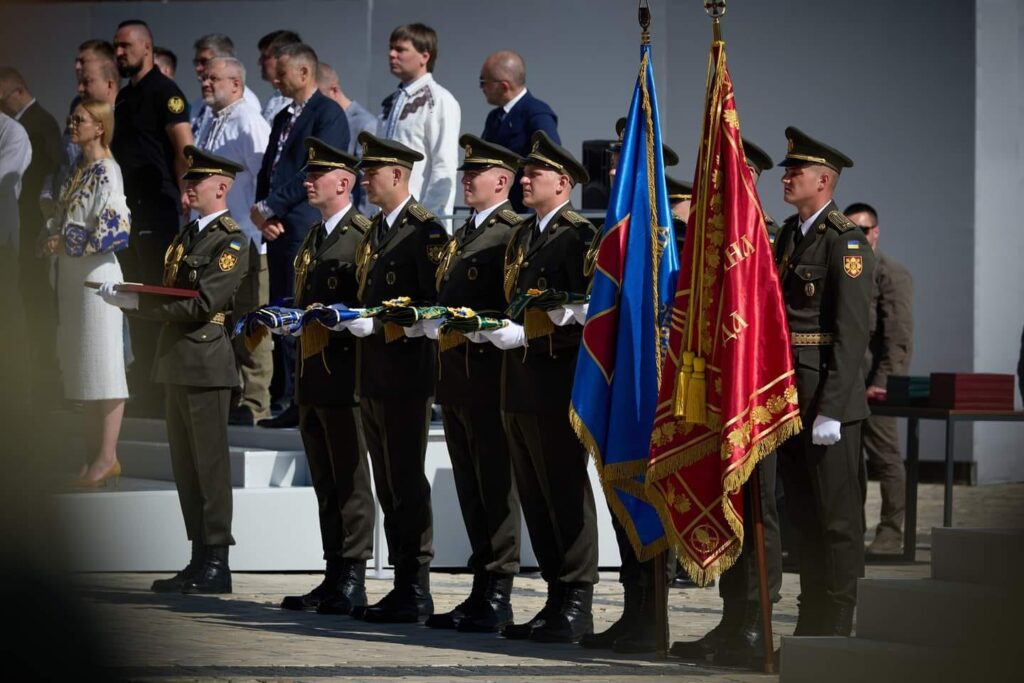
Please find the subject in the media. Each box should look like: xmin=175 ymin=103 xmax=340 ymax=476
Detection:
xmin=100 ymin=147 xmax=250 ymax=594
xmin=277 ymin=138 xmax=375 ymax=615
xmin=773 ymin=127 xmax=874 ymax=637
xmin=487 ymin=131 xmax=599 ymax=644
xmin=844 ymin=202 xmax=913 ymax=556
xmin=353 ymin=132 xmax=447 ymax=623
xmin=424 ymin=135 xmax=523 ymax=633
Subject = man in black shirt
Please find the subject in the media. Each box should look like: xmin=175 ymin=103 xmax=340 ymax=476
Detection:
xmin=111 ymin=19 xmax=193 ymax=414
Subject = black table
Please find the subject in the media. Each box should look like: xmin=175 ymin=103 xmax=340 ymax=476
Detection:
xmin=868 ymin=405 xmax=1024 ymax=562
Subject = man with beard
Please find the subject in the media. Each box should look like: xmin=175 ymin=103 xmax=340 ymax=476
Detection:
xmin=111 ymin=19 xmax=193 ymax=416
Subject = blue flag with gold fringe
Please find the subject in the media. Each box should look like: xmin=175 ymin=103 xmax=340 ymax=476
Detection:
xmin=569 ymin=41 xmax=679 ymax=560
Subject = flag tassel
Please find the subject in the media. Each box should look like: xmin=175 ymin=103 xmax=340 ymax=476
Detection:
xmin=685 ymin=356 xmax=707 ymax=424
xmin=673 ymin=350 xmax=694 ymax=417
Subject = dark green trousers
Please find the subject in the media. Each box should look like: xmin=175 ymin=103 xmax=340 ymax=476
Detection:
xmin=360 ymin=396 xmax=434 ymax=584
xmin=503 ymin=411 xmax=598 ymax=585
xmin=441 ymin=404 xmax=520 ymax=575
xmin=164 ymin=384 xmax=234 ymax=546
xmin=299 ymin=405 xmax=374 ymax=562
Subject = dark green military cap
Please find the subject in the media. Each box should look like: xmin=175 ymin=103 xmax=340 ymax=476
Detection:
xmin=303 ymin=136 xmax=358 ymax=173
xmin=742 ymin=139 xmax=773 ymax=174
xmin=457 ymin=134 xmax=522 ymax=173
xmin=612 ymin=116 xmax=680 ymax=166
xmin=778 ymin=126 xmax=853 ymax=172
xmin=523 ymin=130 xmax=589 ymax=185
xmin=356 ymin=131 xmax=424 ymax=170
xmin=666 ymin=175 xmax=693 ymax=201
xmin=182 ymin=145 xmax=244 ymax=180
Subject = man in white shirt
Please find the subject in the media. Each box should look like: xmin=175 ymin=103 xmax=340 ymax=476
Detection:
xmin=194 ymin=56 xmax=272 ymax=426
xmin=379 ymin=23 xmax=460 ymax=223
xmin=189 ymin=34 xmax=261 ymax=138
xmin=257 ymin=30 xmax=301 ymax=124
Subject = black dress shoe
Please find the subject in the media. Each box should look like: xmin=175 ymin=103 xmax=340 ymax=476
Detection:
xmin=502 ymin=582 xmax=564 ymax=640
xmin=282 ymin=562 xmax=343 ymax=611
xmin=457 ymin=574 xmax=514 ymax=633
xmin=580 ymin=582 xmax=641 ymax=650
xmin=670 ymin=599 xmax=744 ymax=660
xmin=317 ymin=562 xmax=368 ymax=615
xmin=712 ymin=601 xmax=769 ymax=668
xmin=531 ymin=584 xmax=594 ymax=643
xmin=152 ymin=544 xmax=205 ymax=592
xmin=362 ymin=585 xmax=433 ymax=623
xmin=228 ymin=406 xmax=256 ymax=427
xmin=426 ymin=572 xmax=487 ymax=630
xmin=258 ymin=404 xmax=299 ymax=429
xmin=182 ymin=546 xmax=232 ymax=594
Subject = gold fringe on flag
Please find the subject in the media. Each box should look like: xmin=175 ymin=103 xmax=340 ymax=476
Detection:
xmin=384 ymin=322 xmax=405 ymax=343
xmin=438 ymin=329 xmax=468 ymax=352
xmin=524 ymin=308 xmax=554 ymax=340
xmin=244 ymin=326 xmax=268 ymax=354
xmin=301 ymin=321 xmax=329 ymax=360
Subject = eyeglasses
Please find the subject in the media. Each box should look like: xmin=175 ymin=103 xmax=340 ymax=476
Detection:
xmin=67 ymin=114 xmax=94 ymax=127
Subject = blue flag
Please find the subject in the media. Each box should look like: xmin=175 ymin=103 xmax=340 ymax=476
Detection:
xmin=569 ymin=43 xmax=679 ymax=560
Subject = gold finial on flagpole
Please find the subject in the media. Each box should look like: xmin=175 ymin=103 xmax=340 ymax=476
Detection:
xmin=639 ymin=0 xmax=651 ymax=44
xmin=704 ymin=0 xmax=725 ymax=40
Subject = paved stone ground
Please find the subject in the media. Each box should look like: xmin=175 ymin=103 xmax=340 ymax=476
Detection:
xmin=65 ymin=482 xmax=1024 ymax=682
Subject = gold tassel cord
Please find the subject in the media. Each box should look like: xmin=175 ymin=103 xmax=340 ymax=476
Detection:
xmin=685 ymin=356 xmax=708 ymax=423
xmin=673 ymin=350 xmax=695 ymax=417
xmin=301 ymin=321 xmax=329 ymax=360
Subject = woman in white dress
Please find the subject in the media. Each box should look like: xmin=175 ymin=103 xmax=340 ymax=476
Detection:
xmin=45 ymin=99 xmax=131 ymax=487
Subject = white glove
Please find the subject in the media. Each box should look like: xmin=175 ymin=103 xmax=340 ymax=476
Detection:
xmin=547 ymin=307 xmax=575 ymax=327
xmin=403 ymin=321 xmax=426 ymax=338
xmin=345 ymin=317 xmax=375 ymax=338
xmin=420 ymin=319 xmax=442 ymax=340
xmin=97 ymin=282 xmax=138 ymax=310
xmin=566 ymin=302 xmax=588 ymax=325
xmin=481 ymin=322 xmax=527 ymax=350
xmin=811 ymin=415 xmax=842 ymax=446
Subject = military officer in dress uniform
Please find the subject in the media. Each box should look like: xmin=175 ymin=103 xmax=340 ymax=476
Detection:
xmin=423 ymin=135 xmax=524 ymax=633
xmin=352 ymin=132 xmax=447 ymax=623
xmin=100 ymin=147 xmax=250 ymax=594
xmin=671 ymin=142 xmax=785 ymax=667
xmin=773 ymin=127 xmax=874 ymax=637
xmin=484 ymin=131 xmax=599 ymax=644
xmin=278 ymin=138 xmax=375 ymax=615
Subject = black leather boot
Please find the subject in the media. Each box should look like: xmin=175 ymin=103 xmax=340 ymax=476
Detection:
xmin=317 ymin=561 xmax=368 ymax=615
xmin=669 ymin=598 xmax=743 ymax=660
xmin=502 ymin=582 xmax=563 ymax=640
xmin=531 ymin=583 xmax=594 ymax=643
xmin=151 ymin=542 xmax=205 ymax=593
xmin=793 ymin=601 xmax=825 ymax=636
xmin=363 ymin=566 xmax=433 ymax=623
xmin=182 ymin=545 xmax=232 ymax=594
xmin=458 ymin=573 xmax=514 ymax=633
xmin=824 ymin=603 xmax=855 ymax=637
xmin=281 ymin=560 xmax=342 ymax=611
xmin=426 ymin=572 xmax=486 ymax=629
xmin=713 ymin=601 xmax=768 ymax=667
xmin=613 ymin=582 xmax=660 ymax=654
xmin=580 ymin=582 xmax=641 ymax=650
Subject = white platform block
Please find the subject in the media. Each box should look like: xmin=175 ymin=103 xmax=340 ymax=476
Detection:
xmin=117 ymin=440 xmax=309 ymax=488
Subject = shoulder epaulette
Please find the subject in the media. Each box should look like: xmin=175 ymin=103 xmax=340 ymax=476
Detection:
xmin=827 ymin=210 xmax=856 ymax=233
xmin=782 ymin=213 xmax=799 ymax=226
xmin=498 ymin=208 xmax=524 ymax=225
xmin=351 ymin=213 xmax=371 ymax=233
xmin=407 ymin=202 xmax=436 ymax=223
xmin=763 ymin=212 xmax=776 ymax=226
xmin=218 ymin=215 xmax=241 ymax=233
xmin=562 ymin=209 xmax=590 ymax=227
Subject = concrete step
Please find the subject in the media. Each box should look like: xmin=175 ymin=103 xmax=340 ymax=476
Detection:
xmin=118 ymin=440 xmax=310 ymax=488
xmin=931 ymin=527 xmax=1024 ymax=587
xmin=780 ymin=636 xmax=1001 ymax=683
xmin=856 ymin=578 xmax=1013 ymax=649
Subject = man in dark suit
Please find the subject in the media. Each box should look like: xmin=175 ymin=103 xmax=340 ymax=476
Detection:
xmin=278 ymin=138 xmax=374 ymax=615
xmin=773 ymin=127 xmax=874 ymax=637
xmin=252 ymin=42 xmax=350 ymax=428
xmin=0 ymin=67 xmax=63 ymax=405
xmin=353 ymin=132 xmax=447 ymax=623
xmin=479 ymin=51 xmax=559 ymax=212
xmin=101 ymin=147 xmax=251 ymax=595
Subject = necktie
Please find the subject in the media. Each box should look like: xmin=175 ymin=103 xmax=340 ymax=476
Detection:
xmin=314 ymin=222 xmax=327 ymax=251
xmin=182 ymin=219 xmax=199 ymax=250
xmin=793 ymin=224 xmax=804 ymax=246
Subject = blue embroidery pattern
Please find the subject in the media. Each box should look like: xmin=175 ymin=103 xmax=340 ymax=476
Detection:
xmin=59 ymin=160 xmax=131 ymax=256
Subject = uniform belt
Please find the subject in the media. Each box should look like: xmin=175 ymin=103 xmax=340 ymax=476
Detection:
xmin=208 ymin=312 xmax=225 ymax=326
xmin=790 ymin=332 xmax=833 ymax=346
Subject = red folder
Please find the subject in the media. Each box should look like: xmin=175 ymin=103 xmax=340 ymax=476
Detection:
xmin=84 ymin=281 xmax=200 ymax=299
xmin=929 ymin=373 xmax=1015 ymax=410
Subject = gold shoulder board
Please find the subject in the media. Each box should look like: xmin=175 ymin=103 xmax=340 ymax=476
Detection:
xmin=562 ymin=209 xmax=589 ymax=227
xmin=498 ymin=208 xmax=524 ymax=225
xmin=219 ymin=216 xmax=241 ymax=232
xmin=827 ymin=210 xmax=855 ymax=232
xmin=351 ymin=213 xmax=372 ymax=233
xmin=407 ymin=202 xmax=436 ymax=223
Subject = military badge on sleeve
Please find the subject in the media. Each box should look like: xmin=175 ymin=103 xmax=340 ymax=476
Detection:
xmin=167 ymin=96 xmax=185 ymax=114
xmin=426 ymin=244 xmax=444 ymax=264
xmin=843 ymin=255 xmax=863 ymax=278
xmin=218 ymin=250 xmax=239 ymax=272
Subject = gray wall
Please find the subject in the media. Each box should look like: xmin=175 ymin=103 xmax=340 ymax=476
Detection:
xmin=3 ymin=0 xmax=1010 ymax=476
